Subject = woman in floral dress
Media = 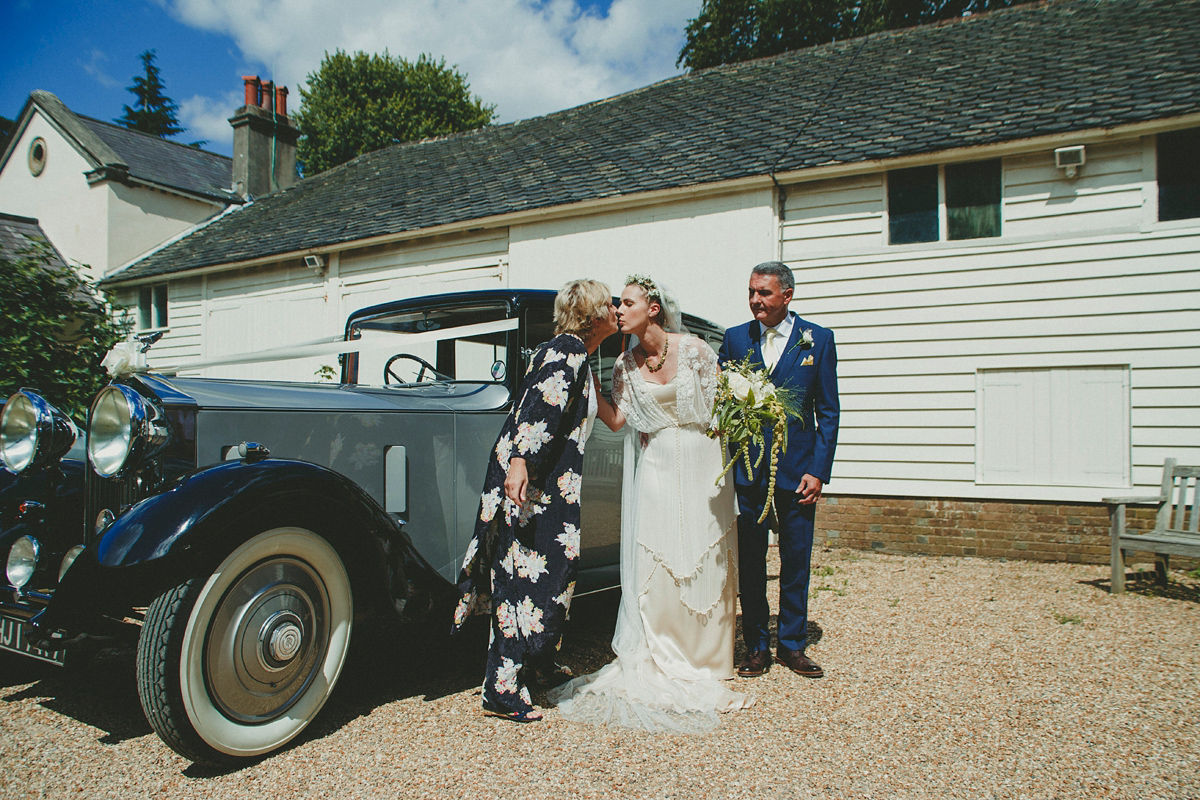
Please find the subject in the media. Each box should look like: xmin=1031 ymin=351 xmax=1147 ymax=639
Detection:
xmin=454 ymin=279 xmax=617 ymax=722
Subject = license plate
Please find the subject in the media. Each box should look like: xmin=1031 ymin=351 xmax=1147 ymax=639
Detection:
xmin=0 ymin=614 xmax=66 ymax=666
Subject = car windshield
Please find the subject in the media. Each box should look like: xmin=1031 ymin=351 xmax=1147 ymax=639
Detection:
xmin=347 ymin=302 xmax=514 ymax=385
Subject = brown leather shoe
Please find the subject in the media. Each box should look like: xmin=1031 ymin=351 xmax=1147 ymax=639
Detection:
xmin=737 ymin=650 xmax=772 ymax=677
xmin=777 ymin=647 xmax=823 ymax=678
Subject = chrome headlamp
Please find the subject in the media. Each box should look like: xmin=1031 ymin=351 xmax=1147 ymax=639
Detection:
xmin=0 ymin=390 xmax=79 ymax=474
xmin=87 ymin=384 xmax=170 ymax=478
xmin=58 ymin=544 xmax=86 ymax=582
xmin=6 ymin=535 xmax=40 ymax=589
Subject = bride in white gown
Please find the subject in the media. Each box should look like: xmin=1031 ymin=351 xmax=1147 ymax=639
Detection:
xmin=550 ymin=275 xmax=753 ymax=732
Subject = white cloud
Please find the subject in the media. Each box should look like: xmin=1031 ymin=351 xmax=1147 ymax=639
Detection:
xmin=179 ymin=91 xmax=242 ymax=150
xmin=163 ymin=0 xmax=699 ymax=123
xmin=79 ymin=49 xmax=120 ymax=90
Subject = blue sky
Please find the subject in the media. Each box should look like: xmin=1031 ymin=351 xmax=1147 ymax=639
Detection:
xmin=1 ymin=0 xmax=700 ymax=157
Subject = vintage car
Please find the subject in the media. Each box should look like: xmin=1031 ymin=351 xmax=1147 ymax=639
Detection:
xmin=0 ymin=288 xmax=724 ymax=765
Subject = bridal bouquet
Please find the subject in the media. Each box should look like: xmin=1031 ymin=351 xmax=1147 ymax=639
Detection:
xmin=709 ymin=357 xmax=802 ymax=523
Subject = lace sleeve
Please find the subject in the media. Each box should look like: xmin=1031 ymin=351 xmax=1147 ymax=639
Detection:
xmin=694 ymin=338 xmax=720 ymax=411
xmin=670 ymin=336 xmax=719 ymax=428
xmin=611 ymin=350 xmax=632 ymax=417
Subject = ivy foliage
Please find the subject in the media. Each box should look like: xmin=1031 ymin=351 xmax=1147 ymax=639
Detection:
xmin=678 ymin=0 xmax=1034 ymax=70
xmin=294 ymin=50 xmax=496 ymax=176
xmin=0 ymin=242 xmax=131 ymax=421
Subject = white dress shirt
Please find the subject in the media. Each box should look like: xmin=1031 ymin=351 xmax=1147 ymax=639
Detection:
xmin=762 ymin=311 xmax=795 ymax=371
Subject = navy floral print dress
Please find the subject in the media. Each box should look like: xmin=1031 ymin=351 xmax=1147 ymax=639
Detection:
xmin=453 ymin=332 xmax=593 ymax=715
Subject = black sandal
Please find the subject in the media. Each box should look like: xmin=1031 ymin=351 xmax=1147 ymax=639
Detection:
xmin=483 ymin=705 xmax=543 ymax=723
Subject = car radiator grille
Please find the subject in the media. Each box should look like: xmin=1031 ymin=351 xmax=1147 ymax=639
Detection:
xmin=83 ymin=470 xmax=140 ymax=545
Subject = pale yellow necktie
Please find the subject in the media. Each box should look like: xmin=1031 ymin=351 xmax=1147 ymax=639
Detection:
xmin=763 ymin=327 xmax=780 ymax=371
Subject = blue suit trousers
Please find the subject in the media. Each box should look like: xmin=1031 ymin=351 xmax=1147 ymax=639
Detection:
xmin=736 ymin=484 xmax=815 ymax=653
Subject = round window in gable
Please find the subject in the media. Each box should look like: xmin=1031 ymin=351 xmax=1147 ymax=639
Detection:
xmin=28 ymin=137 xmax=47 ymax=177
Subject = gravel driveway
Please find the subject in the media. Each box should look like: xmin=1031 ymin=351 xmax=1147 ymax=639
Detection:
xmin=2 ymin=548 xmax=1197 ymax=799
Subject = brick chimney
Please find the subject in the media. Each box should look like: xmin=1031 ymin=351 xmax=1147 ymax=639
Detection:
xmin=230 ymin=76 xmax=300 ymax=198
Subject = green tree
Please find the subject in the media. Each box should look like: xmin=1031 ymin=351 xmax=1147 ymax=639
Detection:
xmin=295 ymin=50 xmax=496 ymax=175
xmin=0 ymin=115 xmax=14 ymax=155
xmin=678 ymin=0 xmax=1034 ymax=70
xmin=114 ymin=49 xmax=185 ymax=138
xmin=0 ymin=242 xmax=131 ymax=420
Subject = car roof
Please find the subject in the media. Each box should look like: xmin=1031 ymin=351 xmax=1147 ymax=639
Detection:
xmin=345 ymin=289 xmax=554 ymax=329
xmin=343 ymin=287 xmax=725 ymax=340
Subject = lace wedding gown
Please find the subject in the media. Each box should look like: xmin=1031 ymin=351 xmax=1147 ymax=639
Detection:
xmin=550 ymin=336 xmax=752 ymax=732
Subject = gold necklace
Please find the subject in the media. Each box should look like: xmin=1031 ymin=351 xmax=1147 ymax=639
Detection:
xmin=643 ymin=334 xmax=669 ymax=373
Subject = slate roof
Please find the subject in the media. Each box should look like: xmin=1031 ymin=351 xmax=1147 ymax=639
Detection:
xmin=11 ymin=91 xmax=236 ymax=205
xmin=0 ymin=212 xmax=98 ymax=306
xmin=0 ymin=212 xmax=68 ymax=267
xmin=110 ymin=0 xmax=1200 ymax=285
xmin=76 ymin=114 xmax=235 ymax=203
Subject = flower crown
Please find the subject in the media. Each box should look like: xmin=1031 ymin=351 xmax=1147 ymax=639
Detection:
xmin=625 ymin=273 xmax=663 ymax=304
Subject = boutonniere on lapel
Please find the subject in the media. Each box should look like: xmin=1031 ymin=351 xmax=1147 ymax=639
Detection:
xmin=781 ymin=328 xmax=816 ymax=364
xmin=796 ymin=329 xmax=815 ymax=366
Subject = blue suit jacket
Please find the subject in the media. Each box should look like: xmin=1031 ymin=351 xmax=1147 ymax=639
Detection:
xmin=718 ymin=314 xmax=840 ymax=490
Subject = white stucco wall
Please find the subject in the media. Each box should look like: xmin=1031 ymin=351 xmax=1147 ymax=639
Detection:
xmin=0 ymin=111 xmax=107 ymax=280
xmin=105 ymin=182 xmax=223 ymax=274
xmin=507 ymin=187 xmax=777 ymax=328
xmin=0 ymin=108 xmax=224 ymax=281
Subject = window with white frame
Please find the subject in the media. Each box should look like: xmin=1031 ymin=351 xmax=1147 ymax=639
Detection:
xmin=978 ymin=366 xmax=1129 ymax=488
xmin=888 ymin=159 xmax=1002 ymax=244
xmin=138 ymin=284 xmax=168 ymax=331
xmin=1158 ymin=127 xmax=1200 ymax=222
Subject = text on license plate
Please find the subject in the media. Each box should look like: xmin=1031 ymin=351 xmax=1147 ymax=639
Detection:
xmin=0 ymin=615 xmax=66 ymax=666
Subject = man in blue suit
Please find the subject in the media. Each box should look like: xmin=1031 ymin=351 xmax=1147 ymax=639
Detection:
xmin=718 ymin=261 xmax=839 ymax=678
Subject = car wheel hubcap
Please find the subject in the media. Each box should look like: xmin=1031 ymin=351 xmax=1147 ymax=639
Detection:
xmin=204 ymin=558 xmax=329 ymax=724
xmin=263 ymin=612 xmax=305 ymax=666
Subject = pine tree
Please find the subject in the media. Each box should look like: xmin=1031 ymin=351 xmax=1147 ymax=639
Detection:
xmin=114 ymin=50 xmax=184 ymax=138
xmin=0 ymin=115 xmax=14 ymax=154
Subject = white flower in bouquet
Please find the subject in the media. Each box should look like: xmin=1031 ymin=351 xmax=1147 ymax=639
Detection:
xmin=727 ymin=371 xmax=752 ymax=402
xmin=748 ymin=372 xmax=774 ymax=407
xmin=709 ymin=356 xmax=803 ymax=523
xmin=726 ymin=369 xmax=776 ymax=407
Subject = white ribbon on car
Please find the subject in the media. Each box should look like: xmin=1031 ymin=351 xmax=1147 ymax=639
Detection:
xmin=102 ymin=341 xmax=150 ymax=377
xmin=105 ymin=317 xmax=519 ymax=376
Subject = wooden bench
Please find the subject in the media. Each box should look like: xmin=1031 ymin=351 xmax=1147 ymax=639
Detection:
xmin=1107 ymin=458 xmax=1200 ymax=594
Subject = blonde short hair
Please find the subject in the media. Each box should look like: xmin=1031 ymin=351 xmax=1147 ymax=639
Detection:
xmin=554 ymin=279 xmax=612 ymax=336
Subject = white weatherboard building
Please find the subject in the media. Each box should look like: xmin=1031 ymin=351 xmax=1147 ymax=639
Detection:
xmin=103 ymin=0 xmax=1200 ymax=556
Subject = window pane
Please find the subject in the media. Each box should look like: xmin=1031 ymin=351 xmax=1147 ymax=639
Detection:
xmin=349 ymin=302 xmax=510 ymax=384
xmin=888 ymin=166 xmax=938 ymax=244
xmin=946 ymin=159 xmax=1001 ymax=240
xmin=138 ymin=287 xmax=152 ymax=330
xmin=1158 ymin=128 xmax=1200 ymax=221
xmin=153 ymin=284 xmax=168 ymax=328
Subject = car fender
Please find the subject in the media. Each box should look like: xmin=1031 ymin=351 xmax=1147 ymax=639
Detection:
xmin=35 ymin=459 xmax=445 ymax=636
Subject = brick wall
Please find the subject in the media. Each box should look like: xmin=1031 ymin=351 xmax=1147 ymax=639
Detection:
xmin=816 ymin=494 xmax=1169 ymax=565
